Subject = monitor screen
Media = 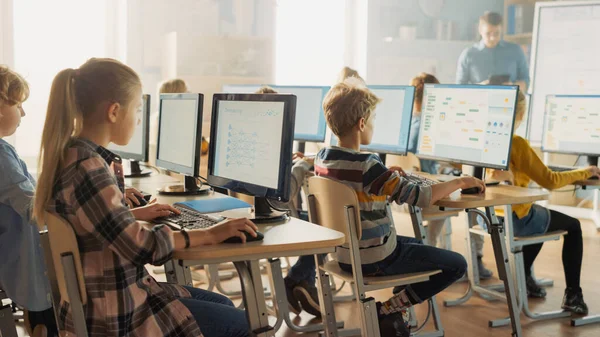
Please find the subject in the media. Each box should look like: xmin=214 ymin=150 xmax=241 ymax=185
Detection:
xmin=208 ymin=94 xmax=297 ymax=201
xmin=108 ymin=94 xmax=150 ymax=161
xmin=542 ymin=95 xmax=600 ymax=156
xmin=272 ymin=86 xmax=329 ymax=142
xmin=156 ymin=93 xmax=203 ymax=175
xmin=222 ymin=84 xmax=264 ymax=94
xmin=416 ymin=84 xmax=519 ymax=170
xmin=330 ymin=85 xmax=415 ymax=155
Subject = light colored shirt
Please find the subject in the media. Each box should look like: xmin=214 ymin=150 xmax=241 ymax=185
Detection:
xmin=456 ymin=40 xmax=530 ymax=88
xmin=0 ymin=139 xmax=52 ymax=311
xmin=407 ymin=116 xmax=440 ymax=175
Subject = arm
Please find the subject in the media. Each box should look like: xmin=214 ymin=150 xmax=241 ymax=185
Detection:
xmin=515 ymin=46 xmax=530 ymax=91
xmin=0 ymin=145 xmax=35 ymax=224
xmin=512 ymin=137 xmax=591 ymax=189
xmin=456 ymin=49 xmax=471 ymax=84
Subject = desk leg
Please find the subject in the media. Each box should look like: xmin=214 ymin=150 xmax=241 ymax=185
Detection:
xmin=408 ymin=206 xmax=429 ymax=245
xmin=234 ymin=260 xmax=275 ymax=337
xmin=483 ymin=207 xmax=522 ymax=337
xmin=593 ymin=189 xmax=600 ymax=230
xmin=164 ymin=260 xmax=193 ymax=286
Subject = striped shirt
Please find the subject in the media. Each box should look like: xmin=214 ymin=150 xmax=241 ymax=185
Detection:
xmin=48 ymin=138 xmax=202 ymax=337
xmin=315 ymin=146 xmax=432 ymax=264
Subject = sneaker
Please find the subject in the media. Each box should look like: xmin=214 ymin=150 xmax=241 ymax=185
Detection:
xmin=526 ymin=275 xmax=547 ymax=298
xmin=477 ymin=257 xmax=493 ymax=280
xmin=377 ymin=305 xmax=411 ymax=337
xmin=283 ymin=277 xmax=302 ymax=315
xmin=562 ymin=288 xmax=588 ymax=315
xmin=293 ymin=281 xmax=322 ymax=317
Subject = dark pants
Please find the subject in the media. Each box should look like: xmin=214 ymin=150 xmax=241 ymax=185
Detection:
xmin=180 ymin=286 xmax=249 ymax=337
xmin=340 ymin=235 xmax=467 ymax=302
xmin=26 ymin=308 xmax=58 ymax=337
xmin=523 ymin=210 xmax=583 ymax=291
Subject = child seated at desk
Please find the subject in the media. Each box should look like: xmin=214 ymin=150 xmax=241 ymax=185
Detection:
xmin=316 ymin=77 xmax=484 ymax=334
xmin=0 ymin=66 xmax=57 ymax=336
xmin=488 ymin=90 xmax=600 ymax=314
xmin=33 ymin=58 xmax=257 ymax=337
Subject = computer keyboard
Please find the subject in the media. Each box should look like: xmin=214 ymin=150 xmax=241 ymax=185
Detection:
xmin=405 ymin=173 xmax=439 ymax=186
xmin=548 ymin=165 xmax=576 ymax=172
xmin=155 ymin=205 xmax=224 ymax=230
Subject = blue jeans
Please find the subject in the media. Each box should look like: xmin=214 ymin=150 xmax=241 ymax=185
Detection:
xmin=180 ymin=286 xmax=249 ymax=337
xmin=340 ymin=235 xmax=467 ymax=302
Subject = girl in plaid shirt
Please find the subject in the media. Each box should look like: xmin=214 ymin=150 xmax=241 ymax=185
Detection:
xmin=33 ymin=58 xmax=256 ymax=337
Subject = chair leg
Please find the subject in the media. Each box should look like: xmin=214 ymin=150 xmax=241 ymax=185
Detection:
xmin=572 ymin=315 xmax=600 ymax=327
xmin=0 ymin=303 xmax=18 ymax=337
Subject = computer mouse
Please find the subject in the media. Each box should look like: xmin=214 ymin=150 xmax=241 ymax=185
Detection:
xmin=461 ymin=187 xmax=483 ymax=195
xmin=589 ymin=176 xmax=599 ymax=180
xmin=223 ymin=230 xmax=265 ymax=244
xmin=133 ymin=194 xmax=148 ymax=207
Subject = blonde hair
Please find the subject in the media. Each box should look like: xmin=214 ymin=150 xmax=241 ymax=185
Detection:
xmin=34 ymin=58 xmax=141 ymax=222
xmin=410 ymin=73 xmax=440 ymax=114
xmin=337 ymin=66 xmax=364 ymax=83
xmin=0 ymin=65 xmax=29 ymax=107
xmin=514 ymin=90 xmax=526 ymax=124
xmin=159 ymin=79 xmax=188 ymax=94
xmin=255 ymin=86 xmax=278 ymax=94
xmin=323 ymin=77 xmax=381 ymax=137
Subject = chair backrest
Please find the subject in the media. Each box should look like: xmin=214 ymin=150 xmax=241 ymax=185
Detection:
xmin=386 ymin=153 xmax=421 ymax=172
xmin=307 ymin=176 xmax=362 ymax=243
xmin=44 ymin=212 xmax=87 ymax=305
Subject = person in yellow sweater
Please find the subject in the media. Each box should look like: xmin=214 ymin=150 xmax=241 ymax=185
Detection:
xmin=490 ymin=90 xmax=600 ymax=314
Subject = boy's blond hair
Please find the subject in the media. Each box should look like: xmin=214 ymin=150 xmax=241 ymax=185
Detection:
xmin=0 ymin=65 xmax=29 ymax=107
xmin=159 ymin=78 xmax=188 ymax=94
xmin=323 ymin=77 xmax=381 ymax=137
xmin=514 ymin=90 xmax=526 ymax=124
xmin=255 ymin=86 xmax=278 ymax=94
xmin=337 ymin=66 xmax=364 ymax=83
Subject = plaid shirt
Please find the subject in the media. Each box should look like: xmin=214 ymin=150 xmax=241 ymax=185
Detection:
xmin=48 ymin=138 xmax=202 ymax=337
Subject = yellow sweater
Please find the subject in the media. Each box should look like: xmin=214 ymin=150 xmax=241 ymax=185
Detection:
xmin=503 ymin=136 xmax=591 ymax=219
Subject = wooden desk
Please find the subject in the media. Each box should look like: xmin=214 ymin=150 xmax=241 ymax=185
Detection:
xmin=426 ymin=184 xmax=548 ymax=337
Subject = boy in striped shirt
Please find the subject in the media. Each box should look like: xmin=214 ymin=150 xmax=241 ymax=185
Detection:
xmin=316 ymin=77 xmax=484 ymax=334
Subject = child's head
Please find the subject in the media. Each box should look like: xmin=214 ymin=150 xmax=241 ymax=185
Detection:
xmin=0 ymin=66 xmax=29 ymax=137
xmin=337 ymin=66 xmax=364 ymax=84
xmin=255 ymin=86 xmax=278 ymax=94
xmin=323 ymin=77 xmax=381 ymax=146
xmin=410 ymin=73 xmax=440 ymax=116
xmin=35 ymin=58 xmax=141 ymax=221
xmin=159 ymin=79 xmax=188 ymax=94
xmin=513 ymin=90 xmax=526 ymax=130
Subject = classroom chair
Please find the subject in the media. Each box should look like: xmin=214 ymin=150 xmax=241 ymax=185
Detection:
xmin=0 ymin=289 xmax=18 ymax=337
xmin=40 ymin=212 xmax=89 ymax=337
xmin=487 ymin=205 xmax=571 ymax=328
xmin=307 ymin=176 xmax=443 ymax=337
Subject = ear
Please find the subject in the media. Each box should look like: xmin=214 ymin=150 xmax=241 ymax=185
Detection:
xmin=106 ymin=102 xmax=121 ymax=123
xmin=358 ymin=117 xmax=366 ymax=132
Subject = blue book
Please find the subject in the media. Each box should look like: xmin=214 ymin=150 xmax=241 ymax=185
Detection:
xmin=175 ymin=196 xmax=251 ymax=214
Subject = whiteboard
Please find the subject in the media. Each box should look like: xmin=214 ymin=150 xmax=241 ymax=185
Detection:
xmin=528 ymin=1 xmax=600 ymax=144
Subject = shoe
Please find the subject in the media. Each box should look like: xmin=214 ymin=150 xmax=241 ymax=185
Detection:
xmin=283 ymin=277 xmax=302 ymax=315
xmin=477 ymin=257 xmax=493 ymax=280
xmin=377 ymin=303 xmax=411 ymax=337
xmin=293 ymin=281 xmax=322 ymax=317
xmin=562 ymin=288 xmax=588 ymax=315
xmin=526 ymin=275 xmax=547 ymax=298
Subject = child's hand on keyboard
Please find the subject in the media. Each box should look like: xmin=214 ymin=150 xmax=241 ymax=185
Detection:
xmin=131 ymin=201 xmax=181 ymax=221
xmin=388 ymin=166 xmax=407 ymax=177
xmin=205 ymin=218 xmax=258 ymax=244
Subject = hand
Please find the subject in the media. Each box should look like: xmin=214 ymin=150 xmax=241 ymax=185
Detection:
xmin=124 ymin=187 xmax=145 ymax=208
xmin=458 ymin=176 xmax=485 ymax=193
xmin=587 ymin=166 xmax=600 ymax=178
xmin=204 ymin=218 xmax=258 ymax=244
xmin=131 ymin=201 xmax=180 ymax=221
xmin=388 ymin=166 xmax=407 ymax=177
xmin=293 ymin=152 xmax=315 ymax=165
xmin=490 ymin=169 xmax=514 ymax=184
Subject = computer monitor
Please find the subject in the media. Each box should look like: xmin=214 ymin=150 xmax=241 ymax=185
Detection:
xmin=156 ymin=93 xmax=208 ymax=195
xmin=208 ymin=93 xmax=297 ymax=222
xmin=329 ymin=85 xmax=416 ymax=161
xmin=416 ymin=84 xmax=519 ymax=177
xmin=108 ymin=94 xmax=151 ymax=178
xmin=542 ymin=95 xmax=600 ymax=164
xmin=271 ymin=85 xmax=329 ymax=143
xmin=222 ymin=84 xmax=264 ymax=94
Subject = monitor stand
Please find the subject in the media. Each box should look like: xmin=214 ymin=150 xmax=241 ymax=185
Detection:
xmin=296 ymin=141 xmax=306 ymax=154
xmin=472 ymin=166 xmax=486 ymax=180
xmin=123 ymin=160 xmax=152 ymax=178
xmin=251 ymin=197 xmax=288 ymax=223
xmin=588 ymin=156 xmax=599 ymax=166
xmin=158 ymin=175 xmax=211 ymax=196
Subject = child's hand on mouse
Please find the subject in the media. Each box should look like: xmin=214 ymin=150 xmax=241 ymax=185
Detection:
xmin=204 ymin=218 xmax=258 ymax=244
xmin=124 ymin=187 xmax=145 ymax=208
xmin=131 ymin=200 xmax=180 ymax=221
xmin=459 ymin=176 xmax=486 ymax=193
xmin=586 ymin=166 xmax=600 ymax=179
xmin=388 ymin=166 xmax=407 ymax=177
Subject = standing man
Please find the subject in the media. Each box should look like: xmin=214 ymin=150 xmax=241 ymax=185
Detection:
xmin=456 ymin=11 xmax=530 ymax=91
